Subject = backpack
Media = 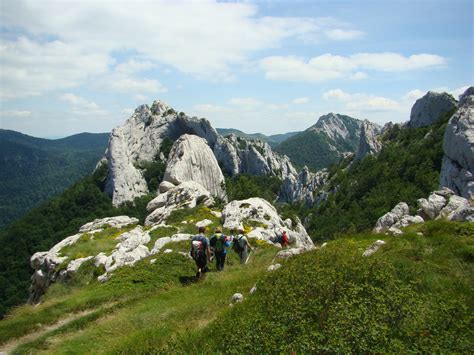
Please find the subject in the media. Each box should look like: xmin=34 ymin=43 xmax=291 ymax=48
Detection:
xmin=191 ymin=239 xmax=204 ymax=260
xmin=213 ymin=234 xmax=225 ymax=253
xmin=282 ymin=232 xmax=289 ymax=245
xmin=233 ymin=235 xmax=244 ymax=253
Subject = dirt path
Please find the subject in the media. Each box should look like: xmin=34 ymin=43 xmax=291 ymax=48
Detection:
xmin=0 ymin=309 xmax=96 ymax=354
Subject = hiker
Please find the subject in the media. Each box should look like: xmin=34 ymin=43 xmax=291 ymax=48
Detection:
xmin=233 ymin=227 xmax=253 ymax=264
xmin=272 ymin=230 xmax=289 ymax=248
xmin=190 ymin=226 xmax=211 ymax=279
xmin=210 ymin=227 xmax=230 ymax=271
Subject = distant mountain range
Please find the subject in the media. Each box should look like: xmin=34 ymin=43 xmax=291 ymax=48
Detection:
xmin=0 ymin=130 xmax=109 ymax=229
xmin=216 ymin=128 xmax=300 ymax=147
xmin=219 ymin=113 xmax=363 ymax=171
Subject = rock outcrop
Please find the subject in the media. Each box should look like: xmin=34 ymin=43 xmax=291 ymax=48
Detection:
xmin=374 ymin=188 xmax=473 ymax=235
xmin=409 ymin=91 xmax=457 ymax=128
xmin=439 ymin=86 xmax=474 ymax=199
xmin=221 ymin=197 xmax=314 ymax=250
xmin=145 ymin=181 xmax=214 ymax=226
xmin=355 ymin=120 xmax=382 ymax=161
xmin=164 ymin=134 xmax=226 ymax=199
xmin=28 ymin=216 xmax=139 ymax=303
xmin=103 ymin=100 xmax=296 ymax=206
xmin=279 ymin=166 xmax=328 ymax=206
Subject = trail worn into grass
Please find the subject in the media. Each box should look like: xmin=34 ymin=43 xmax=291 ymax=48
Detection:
xmin=0 ymin=308 xmax=97 ymax=354
xmin=25 ymin=247 xmax=277 ymax=354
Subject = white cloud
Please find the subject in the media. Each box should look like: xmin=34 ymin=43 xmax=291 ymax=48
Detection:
xmin=322 ymin=89 xmax=400 ymax=112
xmin=108 ymin=78 xmax=167 ymax=94
xmin=261 ymin=52 xmax=446 ymax=82
xmin=59 ymin=93 xmax=108 ymax=116
xmin=292 ymin=97 xmax=310 ymax=104
xmin=403 ymin=89 xmax=425 ymax=102
xmin=0 ymin=0 xmax=360 ymax=84
xmin=133 ymin=94 xmax=149 ymax=102
xmin=0 ymin=110 xmax=31 ymax=118
xmin=0 ymin=37 xmax=110 ymax=99
xmin=325 ymin=29 xmax=364 ymax=40
xmin=229 ymin=97 xmax=262 ymax=108
xmin=451 ymin=85 xmax=470 ymax=99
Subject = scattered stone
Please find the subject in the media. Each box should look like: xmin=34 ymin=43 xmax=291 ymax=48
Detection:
xmin=151 ymin=234 xmax=193 ymax=254
xmin=417 ymin=193 xmax=448 ymax=220
xmin=231 ymin=293 xmax=244 ymax=303
xmin=195 ymin=219 xmax=213 ymax=228
xmin=267 ymin=264 xmax=282 ymax=272
xmin=163 ymin=249 xmax=173 ymax=254
xmin=373 ymin=202 xmax=409 ymax=233
xmin=250 ymin=284 xmax=257 ymax=294
xmin=210 ymin=210 xmax=222 ymax=218
xmin=150 ymin=259 xmax=157 ymax=264
xmin=363 ymin=240 xmax=386 ymax=257
xmin=387 ymin=227 xmax=403 ymax=236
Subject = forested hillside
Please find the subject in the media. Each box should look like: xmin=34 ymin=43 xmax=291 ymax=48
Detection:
xmin=0 ymin=130 xmax=109 ymax=228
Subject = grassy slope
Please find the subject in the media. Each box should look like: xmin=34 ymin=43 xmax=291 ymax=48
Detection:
xmin=1 ymin=221 xmax=472 ymax=353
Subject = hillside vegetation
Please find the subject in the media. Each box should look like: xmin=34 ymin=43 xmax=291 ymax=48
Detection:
xmin=302 ymin=110 xmax=454 ymax=240
xmin=0 ymin=130 xmax=109 ymax=229
xmin=1 ymin=220 xmax=471 ymax=353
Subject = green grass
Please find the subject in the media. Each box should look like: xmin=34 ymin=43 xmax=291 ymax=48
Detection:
xmin=3 ymin=221 xmax=472 ymax=353
xmin=58 ymin=225 xmax=136 ymax=262
xmin=3 ymin=246 xmax=278 ymax=354
xmin=166 ymin=220 xmax=474 ymax=353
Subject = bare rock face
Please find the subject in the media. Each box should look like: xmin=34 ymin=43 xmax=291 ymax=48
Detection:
xmin=164 ymin=134 xmax=226 ymax=199
xmin=214 ymin=134 xmax=296 ymax=180
xmin=103 ymin=100 xmax=297 ymax=206
xmin=79 ymin=216 xmax=139 ymax=233
xmin=221 ymin=197 xmax=314 ymax=250
xmin=355 ymin=120 xmax=382 ymax=161
xmin=439 ymin=87 xmax=474 ymax=199
xmin=409 ymin=91 xmax=457 ymax=128
xmin=145 ymin=181 xmax=214 ymax=226
xmin=279 ymin=166 xmax=328 ymax=206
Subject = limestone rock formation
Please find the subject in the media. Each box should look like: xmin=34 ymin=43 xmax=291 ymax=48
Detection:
xmin=439 ymin=86 xmax=474 ymax=199
xmin=409 ymin=91 xmax=457 ymax=128
xmin=164 ymin=134 xmax=226 ymax=199
xmin=363 ymin=240 xmax=386 ymax=257
xmin=355 ymin=120 xmax=382 ymax=161
xmin=221 ymin=197 xmax=314 ymax=250
xmin=80 ymin=216 xmax=139 ymax=233
xmin=373 ymin=188 xmax=473 ymax=236
xmin=103 ymin=100 xmax=297 ymax=206
xmin=279 ymin=166 xmax=328 ymax=206
xmin=145 ymin=181 xmax=214 ymax=226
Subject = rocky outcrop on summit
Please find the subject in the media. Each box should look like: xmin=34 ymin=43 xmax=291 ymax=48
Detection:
xmin=164 ymin=134 xmax=226 ymax=199
xmin=308 ymin=113 xmax=362 ymax=142
xmin=222 ymin=197 xmax=314 ymax=250
xmin=103 ymin=100 xmax=295 ymax=206
xmin=145 ymin=181 xmax=214 ymax=225
xmin=355 ymin=120 xmax=382 ymax=161
xmin=439 ymin=87 xmax=474 ymax=199
xmin=279 ymin=166 xmax=328 ymax=206
xmin=409 ymin=91 xmax=457 ymax=128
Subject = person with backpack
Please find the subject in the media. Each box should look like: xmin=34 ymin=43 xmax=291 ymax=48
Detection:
xmin=209 ymin=227 xmax=230 ymax=271
xmin=190 ymin=226 xmax=211 ymax=279
xmin=233 ymin=227 xmax=253 ymax=264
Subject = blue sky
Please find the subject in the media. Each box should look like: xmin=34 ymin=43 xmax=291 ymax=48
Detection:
xmin=0 ymin=0 xmax=472 ymax=138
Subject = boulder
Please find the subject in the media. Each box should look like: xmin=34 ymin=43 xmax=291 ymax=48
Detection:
xmin=392 ymin=215 xmax=424 ymax=229
xmin=448 ymin=206 xmax=474 ymax=222
xmin=79 ymin=216 xmax=138 ymax=233
xmin=362 ymin=240 xmax=386 ymax=257
xmin=66 ymin=256 xmax=94 ymax=274
xmin=417 ymin=193 xmax=448 ymax=220
xmin=221 ymin=197 xmax=314 ymax=249
xmin=438 ymin=195 xmax=470 ymax=219
xmin=439 ymin=86 xmax=474 ymax=199
xmin=164 ymin=134 xmax=226 ymax=199
xmin=195 ymin=219 xmax=213 ymax=228
xmin=275 ymin=247 xmax=310 ymax=259
xmin=355 ymin=120 xmax=382 ymax=161
xmin=145 ymin=181 xmax=214 ymax=225
xmin=373 ymin=202 xmax=409 ymax=233
xmin=151 ymin=234 xmax=193 ymax=254
xmin=159 ymin=181 xmax=175 ymax=193
xmin=116 ymin=226 xmax=150 ymax=251
xmin=409 ymin=91 xmax=457 ymax=128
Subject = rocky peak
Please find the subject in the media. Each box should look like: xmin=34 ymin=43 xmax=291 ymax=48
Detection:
xmin=163 ymin=134 xmax=226 ymax=199
xmin=103 ymin=99 xmax=297 ymax=206
xmin=439 ymin=86 xmax=474 ymax=199
xmin=309 ymin=113 xmax=362 ymax=141
xmin=355 ymin=120 xmax=382 ymax=161
xmin=409 ymin=91 xmax=457 ymax=128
